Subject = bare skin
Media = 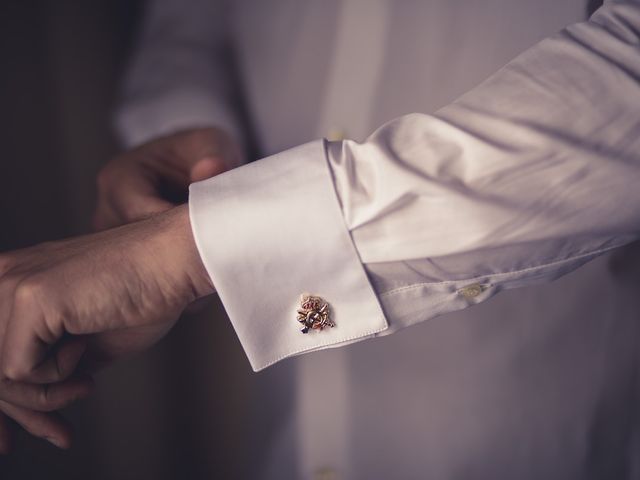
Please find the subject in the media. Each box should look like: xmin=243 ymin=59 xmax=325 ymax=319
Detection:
xmin=94 ymin=127 xmax=241 ymax=230
xmin=0 ymin=127 xmax=238 ymax=452
xmin=0 ymin=205 xmax=214 ymax=450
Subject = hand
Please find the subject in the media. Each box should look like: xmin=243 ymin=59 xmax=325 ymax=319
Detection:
xmin=0 ymin=239 xmax=94 ymax=453
xmin=0 ymin=205 xmax=214 ymax=386
xmin=0 ymin=317 xmax=92 ymax=452
xmin=94 ymin=127 xmax=242 ymax=230
xmin=0 ymin=373 xmax=93 ymax=452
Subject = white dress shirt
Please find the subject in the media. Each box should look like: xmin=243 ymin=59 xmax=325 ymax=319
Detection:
xmin=116 ymin=1 xmax=640 ymax=478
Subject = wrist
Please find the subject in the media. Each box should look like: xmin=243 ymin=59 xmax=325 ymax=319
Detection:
xmin=153 ymin=205 xmax=215 ymax=303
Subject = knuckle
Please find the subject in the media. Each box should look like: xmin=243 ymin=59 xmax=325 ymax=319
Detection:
xmin=13 ymin=276 xmax=46 ymax=308
xmin=2 ymin=363 xmax=26 ymax=382
xmin=12 ymin=276 xmax=63 ymax=345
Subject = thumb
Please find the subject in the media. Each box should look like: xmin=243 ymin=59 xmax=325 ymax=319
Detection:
xmin=93 ymin=194 xmax=175 ymax=231
xmin=190 ymin=157 xmax=228 ymax=183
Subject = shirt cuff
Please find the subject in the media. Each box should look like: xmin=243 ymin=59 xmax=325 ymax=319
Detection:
xmin=188 ymin=140 xmax=388 ymax=371
xmin=115 ymin=87 xmax=245 ymax=164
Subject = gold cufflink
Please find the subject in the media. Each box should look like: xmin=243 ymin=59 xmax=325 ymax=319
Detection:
xmin=297 ymin=294 xmax=334 ymax=334
xmin=458 ymin=283 xmax=485 ymax=299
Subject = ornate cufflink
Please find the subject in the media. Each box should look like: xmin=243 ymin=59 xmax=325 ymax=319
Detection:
xmin=297 ymin=294 xmax=334 ymax=334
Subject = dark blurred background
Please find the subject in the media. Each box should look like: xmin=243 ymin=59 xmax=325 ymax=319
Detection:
xmin=0 ymin=2 xmax=258 ymax=478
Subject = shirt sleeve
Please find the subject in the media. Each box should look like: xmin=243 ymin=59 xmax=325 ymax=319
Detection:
xmin=189 ymin=0 xmax=640 ymax=371
xmin=114 ymin=0 xmax=245 ymax=158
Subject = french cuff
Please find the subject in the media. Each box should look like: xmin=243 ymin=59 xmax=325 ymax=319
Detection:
xmin=189 ymin=140 xmax=388 ymax=371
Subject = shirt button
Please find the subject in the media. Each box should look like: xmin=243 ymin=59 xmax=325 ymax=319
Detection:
xmin=458 ymin=283 xmax=484 ymax=299
xmin=314 ymin=467 xmax=338 ymax=480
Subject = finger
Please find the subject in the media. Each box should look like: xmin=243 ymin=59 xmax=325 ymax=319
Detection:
xmin=2 ymin=281 xmax=52 ymax=381
xmin=115 ymin=194 xmax=174 ymax=223
xmin=3 ymin=284 xmax=89 ymax=384
xmin=190 ymin=157 xmax=227 ymax=182
xmin=109 ymin=171 xmax=175 ymax=223
xmin=95 ymin=192 xmax=174 ymax=231
xmin=0 ymin=412 xmax=15 ymax=455
xmin=0 ymin=400 xmax=73 ymax=449
xmin=95 ymin=168 xmax=175 ymax=230
xmin=2 ymin=293 xmax=85 ymax=382
xmin=9 ymin=336 xmax=87 ymax=385
xmin=0 ymin=374 xmax=93 ymax=412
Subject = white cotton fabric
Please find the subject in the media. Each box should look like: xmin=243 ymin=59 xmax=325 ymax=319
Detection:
xmin=191 ymin=0 xmax=640 ymax=366
xmin=189 ymin=141 xmax=387 ymax=371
